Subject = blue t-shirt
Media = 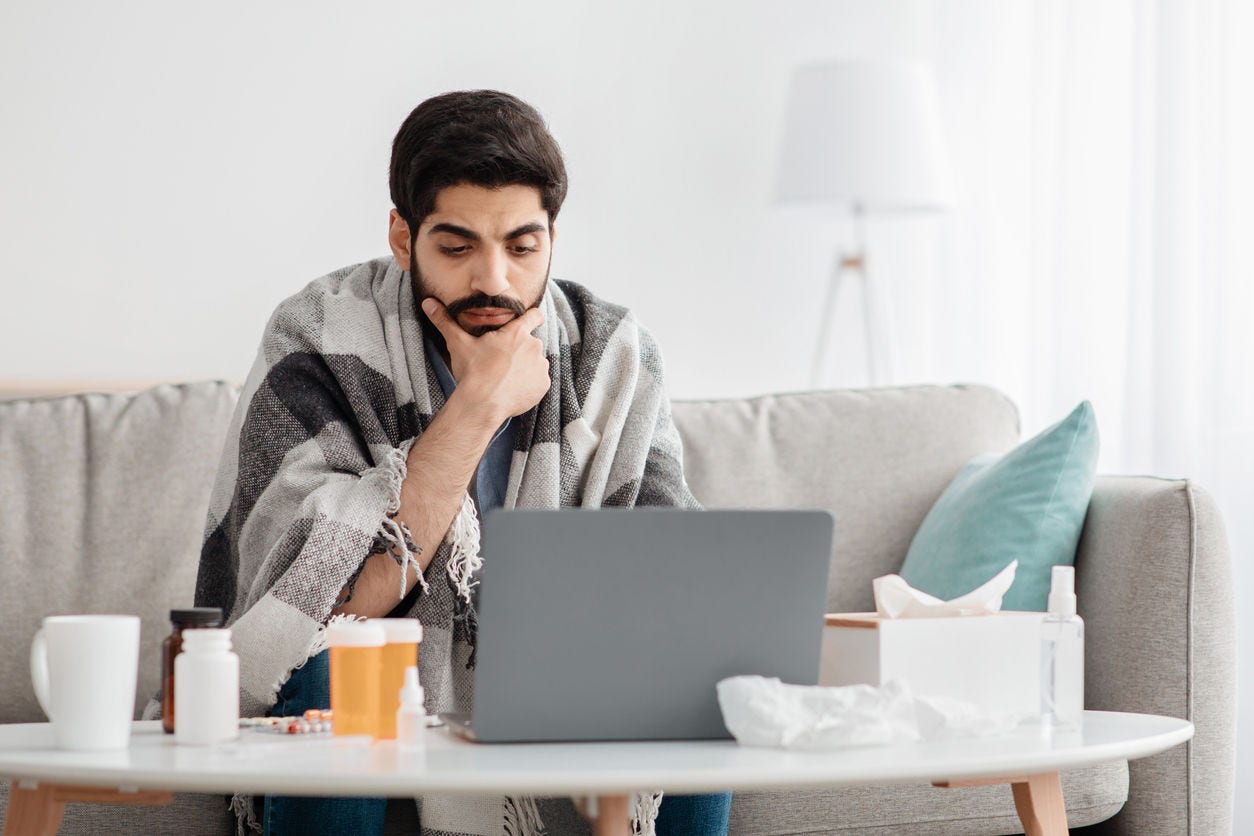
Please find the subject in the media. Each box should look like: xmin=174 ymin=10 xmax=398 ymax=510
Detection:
xmin=423 ymin=337 xmax=515 ymax=514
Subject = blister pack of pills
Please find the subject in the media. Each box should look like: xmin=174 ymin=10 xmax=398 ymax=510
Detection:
xmin=241 ymin=709 xmax=334 ymax=735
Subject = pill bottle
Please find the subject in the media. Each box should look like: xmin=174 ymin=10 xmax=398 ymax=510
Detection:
xmin=174 ymin=627 xmax=239 ymax=745
xmin=373 ymin=618 xmax=423 ymax=739
xmin=162 ymin=607 xmax=223 ymax=734
xmin=327 ymin=621 xmax=386 ymax=738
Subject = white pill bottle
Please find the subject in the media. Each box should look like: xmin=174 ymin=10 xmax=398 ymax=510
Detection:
xmin=175 ymin=627 xmax=240 ymax=745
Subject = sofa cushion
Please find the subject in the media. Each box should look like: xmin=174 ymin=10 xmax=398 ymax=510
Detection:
xmin=899 ymin=400 xmax=1099 ymax=610
xmin=0 ymin=382 xmax=240 ymax=724
xmin=671 ymin=385 xmax=1021 ymax=612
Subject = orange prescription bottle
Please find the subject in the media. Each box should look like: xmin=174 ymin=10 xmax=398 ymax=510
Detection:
xmin=326 ymin=621 xmax=386 ymax=738
xmin=373 ymin=618 xmax=423 ymax=739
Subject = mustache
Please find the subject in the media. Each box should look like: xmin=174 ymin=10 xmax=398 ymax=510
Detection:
xmin=445 ymin=293 xmax=528 ymax=319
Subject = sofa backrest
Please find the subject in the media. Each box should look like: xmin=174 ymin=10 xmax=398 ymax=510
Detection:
xmin=671 ymin=384 xmax=1020 ymax=612
xmin=0 ymin=382 xmax=240 ymax=723
xmin=0 ymin=380 xmax=1019 ymax=724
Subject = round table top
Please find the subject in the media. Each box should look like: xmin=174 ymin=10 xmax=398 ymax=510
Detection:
xmin=0 ymin=711 xmax=1192 ymax=797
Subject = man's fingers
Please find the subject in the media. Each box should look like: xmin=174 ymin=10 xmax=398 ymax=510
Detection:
xmin=505 ymin=306 xmax=546 ymax=335
xmin=420 ymin=298 xmax=462 ymax=342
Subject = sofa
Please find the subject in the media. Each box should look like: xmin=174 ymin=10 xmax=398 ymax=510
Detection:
xmin=0 ymin=381 xmax=1235 ymax=834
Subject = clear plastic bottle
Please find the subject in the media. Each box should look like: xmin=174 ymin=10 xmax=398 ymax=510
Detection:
xmin=1040 ymin=565 xmax=1085 ymax=733
xmin=396 ymin=666 xmax=427 ymax=750
xmin=174 ymin=628 xmax=239 ymax=745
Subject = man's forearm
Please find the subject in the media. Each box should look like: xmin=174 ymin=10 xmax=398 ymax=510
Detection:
xmin=333 ymin=298 xmax=549 ymax=618
xmin=332 ymin=389 xmax=501 ymax=618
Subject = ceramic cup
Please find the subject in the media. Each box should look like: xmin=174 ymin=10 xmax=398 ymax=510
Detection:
xmin=30 ymin=614 xmax=141 ymax=750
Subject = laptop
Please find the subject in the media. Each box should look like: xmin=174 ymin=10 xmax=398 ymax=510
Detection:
xmin=440 ymin=508 xmax=834 ymax=743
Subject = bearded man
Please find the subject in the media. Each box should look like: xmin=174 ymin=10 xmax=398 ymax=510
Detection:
xmin=194 ymin=89 xmax=732 ymax=836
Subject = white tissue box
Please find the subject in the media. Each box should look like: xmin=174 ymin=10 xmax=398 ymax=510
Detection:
xmin=819 ymin=612 xmax=1045 ymax=718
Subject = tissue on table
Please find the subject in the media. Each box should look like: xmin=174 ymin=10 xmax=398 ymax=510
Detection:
xmin=716 ymin=676 xmax=1019 ymax=750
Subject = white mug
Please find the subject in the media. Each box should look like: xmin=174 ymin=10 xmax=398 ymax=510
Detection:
xmin=30 ymin=614 xmax=141 ymax=750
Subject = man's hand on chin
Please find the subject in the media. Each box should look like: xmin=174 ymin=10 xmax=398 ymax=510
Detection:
xmin=421 ymin=297 xmax=551 ymax=425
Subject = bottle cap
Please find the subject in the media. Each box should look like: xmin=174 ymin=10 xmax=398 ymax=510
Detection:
xmin=373 ymin=618 xmax=423 ymax=644
xmin=1047 ymin=565 xmax=1077 ymax=616
xmin=170 ymin=607 xmax=224 ymax=627
xmin=399 ymin=666 xmax=425 ymax=708
xmin=325 ymin=621 xmax=386 ymax=647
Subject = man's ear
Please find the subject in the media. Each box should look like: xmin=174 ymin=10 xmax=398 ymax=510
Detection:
xmin=388 ymin=209 xmax=413 ymax=268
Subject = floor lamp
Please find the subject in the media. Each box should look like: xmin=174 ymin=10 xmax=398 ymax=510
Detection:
xmin=776 ymin=61 xmax=954 ymax=387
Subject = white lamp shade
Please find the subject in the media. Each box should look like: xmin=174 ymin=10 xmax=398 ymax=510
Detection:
xmin=776 ymin=61 xmax=955 ymax=212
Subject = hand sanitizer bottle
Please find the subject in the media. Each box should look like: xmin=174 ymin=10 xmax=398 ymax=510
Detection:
xmin=396 ymin=666 xmax=427 ymax=750
xmin=1040 ymin=565 xmax=1085 ymax=733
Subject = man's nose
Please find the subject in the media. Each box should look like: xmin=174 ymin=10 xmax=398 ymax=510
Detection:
xmin=470 ymin=248 xmax=511 ymax=298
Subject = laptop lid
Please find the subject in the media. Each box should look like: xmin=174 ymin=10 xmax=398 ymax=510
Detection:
xmin=469 ymin=508 xmax=834 ymax=743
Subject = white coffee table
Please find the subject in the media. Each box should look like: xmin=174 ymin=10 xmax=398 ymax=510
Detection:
xmin=0 ymin=710 xmax=1191 ymax=836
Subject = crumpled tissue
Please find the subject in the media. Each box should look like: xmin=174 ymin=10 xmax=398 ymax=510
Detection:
xmin=716 ymin=676 xmax=1020 ymax=750
xmin=873 ymin=559 xmax=1018 ymax=618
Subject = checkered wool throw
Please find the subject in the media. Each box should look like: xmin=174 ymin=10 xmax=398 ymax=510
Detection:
xmin=194 ymin=256 xmax=698 ymax=835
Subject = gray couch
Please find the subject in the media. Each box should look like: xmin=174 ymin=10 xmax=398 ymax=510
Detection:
xmin=0 ymin=381 xmax=1235 ymax=834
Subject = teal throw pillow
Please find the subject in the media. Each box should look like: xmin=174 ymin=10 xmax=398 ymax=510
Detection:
xmin=899 ymin=401 xmax=1099 ymax=611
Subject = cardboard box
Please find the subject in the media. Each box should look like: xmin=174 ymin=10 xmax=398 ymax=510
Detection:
xmin=819 ymin=612 xmax=1045 ymax=718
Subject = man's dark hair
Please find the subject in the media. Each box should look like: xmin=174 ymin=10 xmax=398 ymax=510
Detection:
xmin=389 ymin=90 xmax=568 ymax=237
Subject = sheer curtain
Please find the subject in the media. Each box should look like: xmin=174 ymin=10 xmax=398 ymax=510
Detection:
xmin=882 ymin=0 xmax=1253 ymax=823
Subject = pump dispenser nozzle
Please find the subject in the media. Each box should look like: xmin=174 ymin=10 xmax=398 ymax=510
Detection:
xmin=400 ymin=666 xmax=425 ymax=707
xmin=396 ymin=665 xmax=427 ymax=749
xmin=1047 ymin=565 xmax=1077 ymax=616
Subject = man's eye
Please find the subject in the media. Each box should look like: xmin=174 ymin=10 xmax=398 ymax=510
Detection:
xmin=511 ymin=246 xmax=539 ymax=255
xmin=439 ymin=246 xmax=469 ymax=255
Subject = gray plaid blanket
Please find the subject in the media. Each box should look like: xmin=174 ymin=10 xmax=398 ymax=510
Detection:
xmin=195 ymin=255 xmax=698 ymax=835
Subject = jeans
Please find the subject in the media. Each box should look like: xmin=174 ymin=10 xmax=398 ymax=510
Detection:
xmin=264 ymin=651 xmax=731 ymax=836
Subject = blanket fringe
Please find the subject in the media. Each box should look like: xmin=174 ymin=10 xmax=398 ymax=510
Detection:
xmin=630 ymin=791 xmax=663 ymax=836
xmin=378 ymin=439 xmax=430 ymax=601
xmin=229 ymin=792 xmax=262 ymax=835
xmin=382 ymin=515 xmax=427 ymax=600
xmin=503 ymin=795 xmax=546 ymax=836
xmin=445 ymin=491 xmax=483 ymax=605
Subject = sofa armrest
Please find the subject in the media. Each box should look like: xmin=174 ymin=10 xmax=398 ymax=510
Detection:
xmin=1075 ymin=476 xmax=1235 ymax=835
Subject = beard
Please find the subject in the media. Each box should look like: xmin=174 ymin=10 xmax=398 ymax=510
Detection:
xmin=410 ymin=250 xmax=549 ymax=359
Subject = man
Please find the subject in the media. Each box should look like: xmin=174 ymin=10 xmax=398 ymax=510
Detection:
xmin=194 ymin=90 xmax=732 ymax=836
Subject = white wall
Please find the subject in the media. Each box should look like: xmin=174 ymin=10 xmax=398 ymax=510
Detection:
xmin=3 ymin=0 xmax=1250 ymax=827
xmin=0 ymin=0 xmax=940 ymax=399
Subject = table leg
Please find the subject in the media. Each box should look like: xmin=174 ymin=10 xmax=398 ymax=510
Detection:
xmin=4 ymin=782 xmax=64 ymax=836
xmin=1009 ymin=773 xmax=1067 ymax=836
xmin=933 ymin=772 xmax=1067 ymax=836
xmin=3 ymin=780 xmax=173 ymax=836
